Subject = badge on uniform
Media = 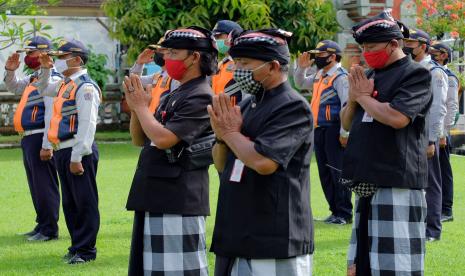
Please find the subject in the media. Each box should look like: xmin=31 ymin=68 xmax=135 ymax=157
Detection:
xmin=323 ymin=78 xmax=329 ymax=85
xmin=229 ymin=159 xmax=245 ymax=182
xmin=362 ymin=111 xmax=374 ymax=123
xmin=84 ymin=92 xmax=93 ymax=101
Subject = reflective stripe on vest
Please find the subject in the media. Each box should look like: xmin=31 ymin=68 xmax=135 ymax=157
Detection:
xmin=212 ymin=59 xmax=235 ymax=95
xmin=13 ymin=78 xmax=46 ymax=133
xmin=445 ymin=68 xmax=461 ymax=92
xmin=149 ymin=73 xmax=172 ymax=114
xmin=310 ymin=72 xmax=344 ymax=128
xmin=48 ymin=74 xmax=98 ymax=144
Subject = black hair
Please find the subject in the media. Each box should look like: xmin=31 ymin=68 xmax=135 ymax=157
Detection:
xmin=335 ymin=55 xmax=342 ymax=62
xmin=188 ymin=50 xmax=218 ymax=76
xmin=72 ymin=53 xmax=89 ymax=65
xmin=279 ymin=63 xmax=289 ymax=73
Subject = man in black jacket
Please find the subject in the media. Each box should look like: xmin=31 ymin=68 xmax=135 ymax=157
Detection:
xmin=341 ymin=11 xmax=432 ymax=276
xmin=209 ymin=28 xmax=314 ymax=276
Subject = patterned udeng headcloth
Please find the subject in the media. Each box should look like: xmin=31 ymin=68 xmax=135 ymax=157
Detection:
xmin=228 ymin=28 xmax=292 ymax=65
xmin=161 ymin=26 xmax=217 ymax=53
xmin=352 ymin=9 xmax=409 ymax=44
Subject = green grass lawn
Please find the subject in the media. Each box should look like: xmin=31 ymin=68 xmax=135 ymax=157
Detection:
xmin=0 ymin=142 xmax=464 ymax=275
xmin=0 ymin=131 xmax=131 ymax=144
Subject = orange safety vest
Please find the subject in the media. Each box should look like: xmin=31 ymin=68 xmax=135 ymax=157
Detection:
xmin=48 ymin=74 xmax=99 ymax=145
xmin=310 ymin=69 xmax=346 ymax=128
xmin=149 ymin=72 xmax=172 ymax=113
xmin=212 ymin=58 xmax=236 ymax=95
xmin=13 ymin=77 xmax=46 ymax=133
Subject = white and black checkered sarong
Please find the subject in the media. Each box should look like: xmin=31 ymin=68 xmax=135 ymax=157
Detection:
xmin=143 ymin=213 xmax=208 ymax=276
xmin=347 ymin=187 xmax=427 ymax=276
xmin=215 ymin=255 xmax=312 ymax=276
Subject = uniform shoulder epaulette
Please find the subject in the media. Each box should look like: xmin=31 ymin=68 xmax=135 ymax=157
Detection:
xmin=333 ymin=67 xmax=348 ymax=83
xmin=428 ymin=60 xmax=447 ymax=74
xmin=51 ymin=70 xmax=64 ymax=79
xmin=75 ymin=74 xmax=101 ymax=95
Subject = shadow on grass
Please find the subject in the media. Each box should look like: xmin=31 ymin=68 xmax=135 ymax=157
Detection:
xmin=0 ymin=252 xmax=129 ymax=274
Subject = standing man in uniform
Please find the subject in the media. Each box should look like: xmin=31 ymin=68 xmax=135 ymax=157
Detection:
xmin=342 ymin=11 xmax=431 ymax=275
xmin=404 ymin=29 xmax=448 ymax=241
xmin=295 ymin=41 xmax=352 ymax=225
xmin=4 ymin=36 xmax=61 ymax=241
xmin=429 ymin=42 xmax=459 ymax=222
xmin=211 ymin=20 xmax=244 ymax=103
xmin=210 ymin=28 xmax=314 ymax=276
xmin=37 ymin=39 xmax=101 ymax=264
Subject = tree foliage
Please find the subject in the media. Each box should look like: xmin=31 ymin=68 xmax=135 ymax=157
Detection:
xmin=102 ymin=0 xmax=339 ymax=62
xmin=86 ymin=45 xmax=114 ymax=91
xmin=412 ymin=0 xmax=465 ymax=89
xmin=414 ymin=0 xmax=465 ymax=40
xmin=0 ymin=15 xmax=56 ymax=50
xmin=0 ymin=0 xmax=60 ymax=16
xmin=0 ymin=0 xmax=60 ymax=50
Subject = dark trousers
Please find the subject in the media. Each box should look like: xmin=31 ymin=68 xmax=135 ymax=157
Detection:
xmin=54 ymin=143 xmax=100 ymax=260
xmin=440 ymin=136 xmax=454 ymax=216
xmin=314 ymin=124 xmax=352 ymax=219
xmin=21 ymin=133 xmax=59 ymax=237
xmin=426 ymin=141 xmax=442 ymax=238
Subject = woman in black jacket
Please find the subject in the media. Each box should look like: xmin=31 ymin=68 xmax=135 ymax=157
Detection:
xmin=123 ymin=26 xmax=217 ymax=276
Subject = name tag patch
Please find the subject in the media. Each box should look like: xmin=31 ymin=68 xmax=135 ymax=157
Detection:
xmin=362 ymin=111 xmax=374 ymax=123
xmin=229 ymin=159 xmax=245 ymax=182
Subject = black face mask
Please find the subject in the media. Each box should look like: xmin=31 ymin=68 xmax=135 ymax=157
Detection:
xmin=431 ymin=54 xmax=441 ymax=63
xmin=154 ymin=52 xmax=165 ymax=67
xmin=403 ymin=47 xmax=417 ymax=60
xmin=315 ymin=56 xmax=331 ymax=69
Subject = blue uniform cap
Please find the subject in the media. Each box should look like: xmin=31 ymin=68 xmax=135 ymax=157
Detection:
xmin=309 ymin=40 xmax=342 ymax=55
xmin=212 ymin=20 xmax=243 ymax=35
xmin=405 ymin=28 xmax=431 ymax=45
xmin=430 ymin=41 xmax=452 ymax=57
xmin=49 ymin=39 xmax=89 ymax=56
xmin=17 ymin=36 xmax=52 ymax=53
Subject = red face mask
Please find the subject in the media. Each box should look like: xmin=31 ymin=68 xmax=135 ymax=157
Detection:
xmin=165 ymin=56 xmax=192 ymax=80
xmin=24 ymin=55 xmax=41 ymax=69
xmin=363 ymin=43 xmax=392 ymax=69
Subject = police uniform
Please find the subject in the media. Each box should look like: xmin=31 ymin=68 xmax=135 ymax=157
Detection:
xmin=344 ymin=12 xmax=431 ymax=275
xmin=408 ymin=29 xmax=448 ymax=240
xmin=430 ymin=42 xmax=459 ymax=220
xmin=211 ymin=20 xmax=244 ymax=103
xmin=37 ymin=40 xmax=101 ymax=262
xmin=4 ymin=36 xmax=61 ymax=240
xmin=126 ymin=27 xmax=215 ymax=276
xmin=294 ymin=41 xmax=352 ymax=223
xmin=212 ymin=29 xmax=313 ymax=276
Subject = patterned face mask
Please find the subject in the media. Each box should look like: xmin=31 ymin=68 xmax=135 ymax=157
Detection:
xmin=233 ymin=62 xmax=270 ymax=95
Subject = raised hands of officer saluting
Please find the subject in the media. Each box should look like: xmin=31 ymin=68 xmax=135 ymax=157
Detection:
xmin=5 ymin=53 xmax=21 ymax=71
xmin=136 ymin=48 xmax=156 ymax=65
xmin=38 ymin=52 xmax=54 ymax=69
xmin=122 ymin=74 xmax=152 ymax=111
xmin=347 ymin=65 xmax=374 ymax=104
xmin=207 ymin=93 xmax=243 ymax=141
xmin=297 ymin=51 xmax=315 ymax=69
